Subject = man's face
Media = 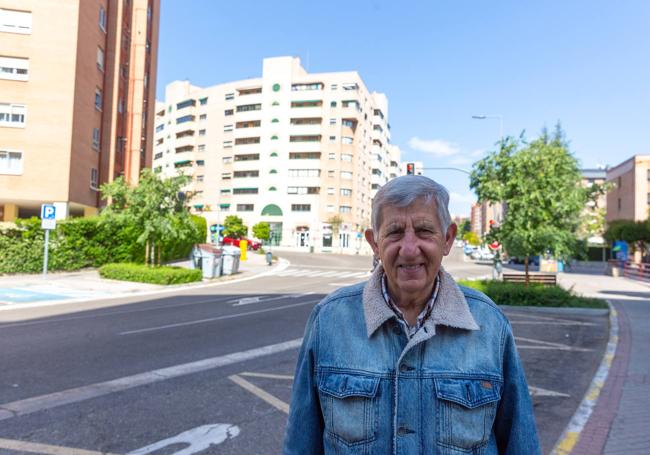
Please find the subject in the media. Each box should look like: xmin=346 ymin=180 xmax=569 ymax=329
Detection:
xmin=365 ymin=198 xmax=456 ymax=303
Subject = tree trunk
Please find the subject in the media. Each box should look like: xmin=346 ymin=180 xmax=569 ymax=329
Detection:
xmin=145 ymin=240 xmax=150 ymax=266
xmin=524 ymin=256 xmax=530 ymax=287
xmin=158 ymin=244 xmax=162 ymax=266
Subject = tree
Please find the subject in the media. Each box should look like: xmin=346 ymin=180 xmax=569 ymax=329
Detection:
xmin=100 ymin=169 xmax=197 ymax=266
xmin=462 ymin=231 xmax=480 ymax=246
xmin=223 ymin=215 xmax=247 ymax=239
xmin=327 ymin=215 xmax=344 ymax=251
xmin=470 ymin=124 xmax=586 ymax=283
xmin=252 ymin=222 xmax=270 ymax=241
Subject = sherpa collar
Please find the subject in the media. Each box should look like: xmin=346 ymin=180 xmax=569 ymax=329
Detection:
xmin=362 ymin=264 xmax=480 ymax=338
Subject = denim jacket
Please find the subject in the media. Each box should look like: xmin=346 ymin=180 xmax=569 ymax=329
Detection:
xmin=283 ymin=265 xmax=541 ymax=455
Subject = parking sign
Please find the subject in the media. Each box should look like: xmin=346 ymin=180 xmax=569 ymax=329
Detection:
xmin=41 ymin=204 xmax=56 ymax=230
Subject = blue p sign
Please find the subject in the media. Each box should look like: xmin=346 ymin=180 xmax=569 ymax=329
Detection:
xmin=41 ymin=204 xmax=56 ymax=220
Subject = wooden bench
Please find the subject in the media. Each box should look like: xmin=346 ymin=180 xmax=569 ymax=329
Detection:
xmin=502 ymin=273 xmax=557 ymax=286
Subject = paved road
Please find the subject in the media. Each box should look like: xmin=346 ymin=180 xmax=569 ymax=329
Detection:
xmin=0 ymin=251 xmax=607 ymax=454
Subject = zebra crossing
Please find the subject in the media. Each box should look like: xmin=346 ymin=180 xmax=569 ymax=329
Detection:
xmin=270 ymin=267 xmax=371 ymax=279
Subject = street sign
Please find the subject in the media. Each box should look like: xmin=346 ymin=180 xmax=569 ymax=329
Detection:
xmin=41 ymin=204 xmax=56 ymax=220
xmin=40 ymin=204 xmax=56 ymax=276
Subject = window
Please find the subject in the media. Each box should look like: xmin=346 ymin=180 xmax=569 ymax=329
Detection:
xmin=155 ymin=124 xmax=164 ymax=133
xmin=223 ymin=140 xmax=233 ymax=148
xmin=372 ymin=169 xmax=382 ymax=176
xmin=327 ymin=205 xmax=335 ymax=212
xmin=291 ymin=83 xmax=323 ymax=91
xmin=220 ymin=204 xmax=231 ymax=212
xmin=225 ymin=93 xmax=235 ymax=101
xmin=199 ymin=129 xmax=206 ymax=136
xmin=237 ymin=204 xmax=254 ymax=212
xmin=328 ymin=152 xmax=336 ymax=160
xmin=176 ymin=99 xmax=196 ymax=110
xmin=238 ymin=87 xmax=262 ymax=95
xmin=342 ymin=119 xmax=355 ymax=128
xmin=330 ymin=101 xmax=337 ymax=108
xmin=199 ymin=114 xmax=207 ymax=121
xmin=290 ymin=117 xmax=321 ymax=125
xmin=154 ymin=152 xmax=163 ymax=160
xmin=224 ymin=124 xmax=233 ymax=132
xmin=339 ymin=206 xmax=352 ymax=213
xmin=224 ymin=109 xmax=234 ymax=116
xmin=330 ymin=84 xmax=338 ymax=90
xmin=341 ymin=153 xmax=352 ymax=162
xmin=95 ymin=89 xmax=103 ymax=110
xmin=341 ymin=171 xmax=353 ymax=179
xmin=233 ymin=188 xmax=259 ymax=194
xmin=90 ymin=168 xmax=99 ymax=189
xmin=234 ymin=170 xmax=259 ymax=178
xmin=287 ymin=186 xmax=319 ymax=194
xmin=291 ymin=100 xmax=323 ymax=108
xmin=0 ymin=149 xmax=23 ymax=174
xmin=220 ymin=188 xmax=231 ymax=194
xmin=290 ymin=135 xmax=321 ymax=142
xmin=329 ymin=136 xmax=336 ymax=143
xmin=342 ymin=83 xmax=358 ymax=91
xmin=118 ymin=98 xmax=124 ymax=114
xmin=328 ymin=170 xmax=335 ymax=178
xmin=0 ymin=103 xmax=26 ymax=127
xmin=223 ymin=156 xmax=232 ymax=164
xmin=289 ymin=152 xmax=320 ymax=160
xmin=371 ymin=183 xmax=380 ymax=190
xmin=0 ymin=56 xmax=29 ymax=81
xmin=198 ymin=144 xmax=206 ymax=152
xmin=288 ymin=169 xmax=320 ymax=177
xmin=98 ymin=6 xmax=107 ymax=32
xmin=92 ymin=128 xmax=100 ymax=150
xmin=236 ymin=120 xmax=261 ymax=128
xmin=236 ymin=103 xmax=261 ymax=112
xmin=176 ymin=114 xmax=195 ymax=124
xmin=234 ymin=153 xmax=259 ymax=161
xmin=235 ymin=137 xmax=260 ymax=145
xmin=196 ymin=160 xmax=205 ymax=166
xmin=1 ymin=8 xmax=32 ymax=34
xmin=327 ymin=187 xmax=335 ymax=195
xmin=96 ymin=47 xmax=105 ymax=71
xmin=341 ymin=188 xmax=352 ymax=196
xmin=291 ymin=204 xmax=311 ymax=212
xmin=329 ymin=118 xmax=336 ymax=125
xmin=199 ymin=97 xmax=208 ymax=105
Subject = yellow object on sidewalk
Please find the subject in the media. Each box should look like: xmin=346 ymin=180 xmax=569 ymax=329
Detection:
xmin=240 ymin=240 xmax=247 ymax=261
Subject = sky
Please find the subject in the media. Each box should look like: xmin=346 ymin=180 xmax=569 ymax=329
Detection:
xmin=156 ymin=0 xmax=650 ymax=217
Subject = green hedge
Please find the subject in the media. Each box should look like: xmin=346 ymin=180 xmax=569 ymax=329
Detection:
xmin=458 ymin=280 xmax=607 ymax=309
xmin=0 ymin=215 xmax=206 ymax=274
xmin=99 ymin=263 xmax=202 ymax=285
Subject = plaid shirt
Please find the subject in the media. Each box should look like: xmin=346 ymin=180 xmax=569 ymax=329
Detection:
xmin=381 ymin=272 xmax=440 ymax=339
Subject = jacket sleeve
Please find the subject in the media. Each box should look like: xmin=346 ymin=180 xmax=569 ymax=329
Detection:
xmin=494 ymin=321 xmax=542 ymax=455
xmin=282 ymin=305 xmax=324 ymax=455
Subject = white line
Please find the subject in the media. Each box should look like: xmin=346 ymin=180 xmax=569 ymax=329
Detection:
xmin=120 ymin=299 xmax=319 ymax=335
xmin=0 ymin=438 xmax=120 ymax=455
xmin=529 ymin=386 xmax=570 ymax=398
xmin=0 ymin=338 xmax=303 ymax=422
xmin=510 ymin=321 xmax=597 ymax=326
xmin=515 ymin=336 xmax=593 ymax=352
xmin=517 ymin=346 xmax=594 ymax=352
xmin=328 ymin=282 xmax=357 ymax=286
xmin=239 ymin=372 xmax=294 ymax=380
xmin=229 ymin=375 xmax=290 ymax=414
xmin=317 ymin=271 xmax=343 ymax=277
xmin=551 ymin=302 xmax=618 ymax=454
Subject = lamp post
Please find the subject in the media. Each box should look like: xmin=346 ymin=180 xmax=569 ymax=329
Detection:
xmin=472 ymin=114 xmax=503 ymax=142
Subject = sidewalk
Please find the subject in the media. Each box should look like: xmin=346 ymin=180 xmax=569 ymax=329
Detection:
xmin=555 ymin=272 xmax=650 ymax=454
xmin=0 ymin=251 xmax=278 ymax=309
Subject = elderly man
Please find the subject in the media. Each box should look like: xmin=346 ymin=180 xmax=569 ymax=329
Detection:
xmin=283 ymin=175 xmax=540 ymax=454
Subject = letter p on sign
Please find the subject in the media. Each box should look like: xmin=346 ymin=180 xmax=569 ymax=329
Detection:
xmin=41 ymin=204 xmax=56 ymax=220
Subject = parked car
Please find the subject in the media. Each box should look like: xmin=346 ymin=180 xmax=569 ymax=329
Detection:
xmin=471 ymin=247 xmax=495 ymax=261
xmin=464 ymin=244 xmax=478 ymax=256
xmin=222 ymin=237 xmax=262 ymax=250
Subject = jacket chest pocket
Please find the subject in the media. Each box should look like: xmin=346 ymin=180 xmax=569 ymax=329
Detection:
xmin=434 ymin=377 xmax=502 ymax=452
xmin=318 ymin=372 xmax=380 ymax=446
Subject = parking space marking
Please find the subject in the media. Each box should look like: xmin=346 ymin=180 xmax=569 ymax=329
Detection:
xmin=529 ymin=386 xmax=571 ymax=398
xmin=516 ymin=336 xmax=593 ymax=352
xmin=127 ymin=423 xmax=240 ymax=455
xmin=0 ymin=438 xmax=119 ymax=455
xmin=240 ymin=372 xmax=294 ymax=380
xmin=229 ymin=374 xmax=290 ymax=414
xmin=0 ymin=338 xmax=302 ymax=422
xmin=119 ymin=299 xmax=319 ymax=335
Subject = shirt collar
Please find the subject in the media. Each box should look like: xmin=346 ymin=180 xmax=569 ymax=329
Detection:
xmin=362 ymin=264 xmax=480 ymax=339
xmin=381 ymin=272 xmax=439 ymax=338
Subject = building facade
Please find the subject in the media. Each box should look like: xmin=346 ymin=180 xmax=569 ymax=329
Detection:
xmin=606 ymin=155 xmax=650 ymax=223
xmin=0 ymin=0 xmax=159 ymax=221
xmin=153 ymin=57 xmax=401 ymax=252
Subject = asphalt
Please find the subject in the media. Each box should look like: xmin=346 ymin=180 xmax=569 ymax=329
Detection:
xmin=1 ymin=254 xmax=649 ymax=454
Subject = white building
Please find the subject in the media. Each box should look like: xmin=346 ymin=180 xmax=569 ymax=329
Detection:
xmin=153 ymin=57 xmax=401 ymax=253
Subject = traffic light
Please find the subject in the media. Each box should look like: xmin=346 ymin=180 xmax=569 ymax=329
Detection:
xmin=406 ymin=163 xmax=415 ymax=175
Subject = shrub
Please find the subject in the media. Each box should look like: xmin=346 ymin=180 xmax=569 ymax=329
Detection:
xmin=458 ymin=280 xmax=607 ymax=309
xmin=99 ymin=263 xmax=202 ymax=285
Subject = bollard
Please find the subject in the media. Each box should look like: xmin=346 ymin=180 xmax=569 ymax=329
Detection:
xmin=266 ymin=251 xmax=273 ymax=265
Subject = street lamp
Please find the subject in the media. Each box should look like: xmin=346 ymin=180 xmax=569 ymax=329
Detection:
xmin=472 ymin=114 xmax=503 ymax=142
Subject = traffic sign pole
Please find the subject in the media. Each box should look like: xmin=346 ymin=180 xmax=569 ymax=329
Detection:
xmin=43 ymin=228 xmax=50 ymax=276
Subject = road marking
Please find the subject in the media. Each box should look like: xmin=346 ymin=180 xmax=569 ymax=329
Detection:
xmin=240 ymin=372 xmax=294 ymax=380
xmin=127 ymin=423 xmax=240 ymax=455
xmin=328 ymin=282 xmax=357 ymax=286
xmin=120 ymin=299 xmax=319 ymax=335
xmin=0 ymin=438 xmax=119 ymax=455
xmin=231 ymin=296 xmax=260 ymax=306
xmin=551 ymin=302 xmax=619 ymax=455
xmin=0 ymin=338 xmax=303 ymax=422
xmin=516 ymin=336 xmax=593 ymax=352
xmin=229 ymin=374 xmax=290 ymax=414
xmin=511 ymin=320 xmax=597 ymax=326
xmin=529 ymin=386 xmax=571 ymax=397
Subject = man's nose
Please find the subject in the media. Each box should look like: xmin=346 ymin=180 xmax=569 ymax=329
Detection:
xmin=399 ymin=230 xmax=421 ymax=256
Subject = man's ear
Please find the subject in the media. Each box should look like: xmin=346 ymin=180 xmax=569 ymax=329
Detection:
xmin=443 ymin=223 xmax=457 ymax=255
xmin=365 ymin=229 xmax=379 ymax=256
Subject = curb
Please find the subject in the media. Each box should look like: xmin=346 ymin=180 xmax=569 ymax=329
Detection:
xmin=0 ymin=258 xmax=292 ymax=312
xmin=499 ymin=305 xmax=609 ymax=316
xmin=550 ymin=299 xmax=618 ymax=454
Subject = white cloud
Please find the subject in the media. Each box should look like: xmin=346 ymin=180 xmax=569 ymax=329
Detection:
xmin=449 ymin=156 xmax=472 ymax=166
xmin=470 ymin=149 xmax=485 ymax=157
xmin=407 ymin=137 xmax=459 ymax=157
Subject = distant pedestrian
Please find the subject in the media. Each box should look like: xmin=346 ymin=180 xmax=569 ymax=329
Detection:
xmin=283 ymin=175 xmax=540 ymax=454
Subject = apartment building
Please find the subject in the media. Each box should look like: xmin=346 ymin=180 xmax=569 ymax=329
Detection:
xmin=153 ymin=57 xmax=401 ymax=252
xmin=606 ymin=155 xmax=650 ymax=223
xmin=0 ymin=0 xmax=159 ymax=221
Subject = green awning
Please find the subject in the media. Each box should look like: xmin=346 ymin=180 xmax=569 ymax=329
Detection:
xmin=219 ymin=204 xmax=231 ymax=208
xmin=261 ymin=204 xmax=283 ymax=216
